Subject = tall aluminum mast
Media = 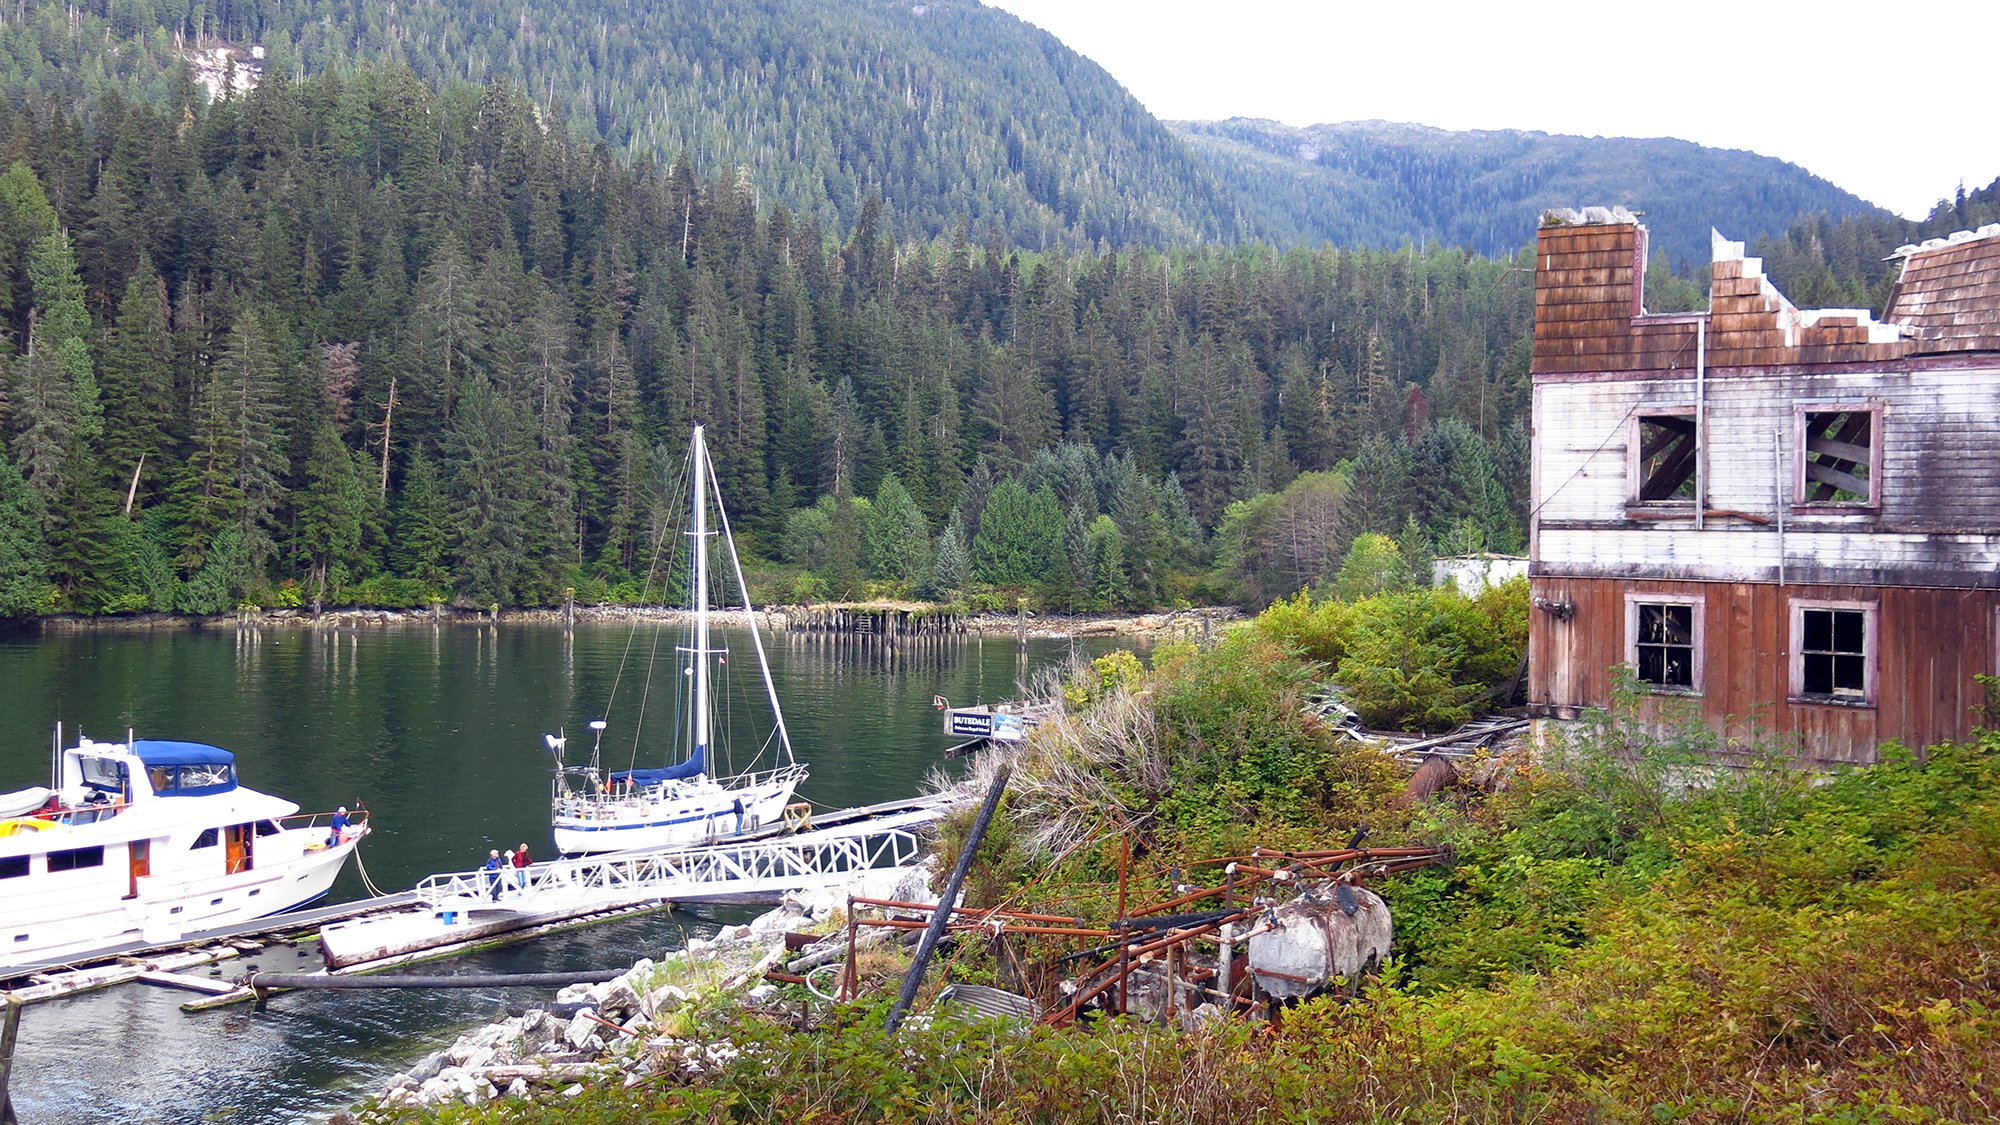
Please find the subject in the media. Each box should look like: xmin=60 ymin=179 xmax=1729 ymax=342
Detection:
xmin=691 ymin=425 xmax=711 ymax=768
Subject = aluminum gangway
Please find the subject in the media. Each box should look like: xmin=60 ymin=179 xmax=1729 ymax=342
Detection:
xmin=412 ymin=824 xmax=928 ymax=909
xmin=319 ymin=815 xmax=939 ymax=969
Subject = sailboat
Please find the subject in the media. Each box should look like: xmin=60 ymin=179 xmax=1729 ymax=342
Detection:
xmin=547 ymin=425 xmax=807 ymax=855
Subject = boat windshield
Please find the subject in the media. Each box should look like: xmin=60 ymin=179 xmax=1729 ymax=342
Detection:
xmin=77 ymin=755 xmax=128 ymax=793
xmin=133 ymin=741 xmax=239 ymax=796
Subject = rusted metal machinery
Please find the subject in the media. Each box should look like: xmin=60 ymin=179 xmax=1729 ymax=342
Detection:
xmin=819 ymin=839 xmax=1451 ymax=1026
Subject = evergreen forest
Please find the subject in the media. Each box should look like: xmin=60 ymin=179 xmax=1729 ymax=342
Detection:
xmin=0 ymin=0 xmax=1993 ymax=622
xmin=0 ymin=0 xmax=1898 ymax=257
xmin=0 ymin=62 xmax=1543 ymax=619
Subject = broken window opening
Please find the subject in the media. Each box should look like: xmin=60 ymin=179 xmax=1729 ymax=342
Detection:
xmin=1801 ymin=608 xmax=1867 ymax=699
xmin=1637 ymin=415 xmax=1698 ymax=503
xmin=1635 ymin=603 xmax=1695 ymax=688
xmin=1801 ymin=410 xmax=1874 ymax=505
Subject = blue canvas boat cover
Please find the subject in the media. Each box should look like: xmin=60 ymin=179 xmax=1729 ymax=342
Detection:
xmin=133 ymin=741 xmax=236 ymax=767
xmin=133 ymin=740 xmax=238 ymax=795
xmin=611 ymin=745 xmax=705 ymax=786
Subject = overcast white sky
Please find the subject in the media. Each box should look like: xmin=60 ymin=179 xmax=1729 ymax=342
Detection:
xmin=985 ymin=0 xmax=1996 ymax=220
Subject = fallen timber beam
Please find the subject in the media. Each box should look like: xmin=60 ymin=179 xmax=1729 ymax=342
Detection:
xmin=885 ymin=763 xmax=1011 ymax=1034
xmin=1365 ymin=720 xmax=1530 ymax=758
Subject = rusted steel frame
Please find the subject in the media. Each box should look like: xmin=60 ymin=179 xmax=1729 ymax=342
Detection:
xmin=1179 ymin=845 xmax=1441 ymax=870
xmin=1250 ymin=967 xmax=1315 ymax=985
xmin=856 ymin=917 xmax=1113 ymax=939
xmin=843 ymin=894 xmax=858 ymax=1003
xmin=1371 ymin=857 xmax=1447 ymax=875
xmin=847 ymin=897 xmax=1083 ymax=925
xmin=1042 ymin=912 xmax=1251 ymax=1027
xmin=1131 ymin=847 xmax=1449 ymax=917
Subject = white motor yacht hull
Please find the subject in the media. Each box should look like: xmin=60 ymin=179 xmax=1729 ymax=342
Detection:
xmin=1 ymin=833 xmax=363 ymax=975
xmin=0 ymin=735 xmax=371 ymax=979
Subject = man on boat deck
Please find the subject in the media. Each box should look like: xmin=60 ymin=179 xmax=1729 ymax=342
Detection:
xmin=328 ymin=806 xmax=348 ymax=847
xmin=484 ymin=849 xmax=503 ymax=900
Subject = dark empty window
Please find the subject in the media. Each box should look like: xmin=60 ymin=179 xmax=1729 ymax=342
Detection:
xmin=1802 ymin=609 xmax=1867 ymax=699
xmin=191 ymin=827 xmax=218 ymax=849
xmin=1638 ymin=415 xmax=1699 ymax=502
xmin=0 ymin=855 xmax=26 ymax=879
xmin=255 ymin=820 xmax=282 ymax=837
xmin=1801 ymin=410 xmax=1874 ymax=504
xmin=1636 ymin=604 xmax=1695 ymax=688
xmin=48 ymin=846 xmax=105 ymax=872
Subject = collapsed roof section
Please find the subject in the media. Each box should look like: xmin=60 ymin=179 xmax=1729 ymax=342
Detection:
xmin=1531 ymin=208 xmax=2000 ymax=377
xmin=1885 ymin=224 xmax=2000 ymax=354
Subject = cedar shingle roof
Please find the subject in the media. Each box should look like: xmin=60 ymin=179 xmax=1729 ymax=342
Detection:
xmin=1887 ymin=227 xmax=2000 ymax=354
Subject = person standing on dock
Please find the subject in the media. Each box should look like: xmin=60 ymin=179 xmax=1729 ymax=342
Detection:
xmin=483 ymin=849 xmax=503 ymax=900
xmin=732 ymin=795 xmax=745 ymax=835
xmin=512 ymin=843 xmax=531 ymax=893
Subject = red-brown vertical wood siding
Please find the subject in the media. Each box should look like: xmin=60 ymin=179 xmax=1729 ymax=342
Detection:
xmin=1529 ymin=576 xmax=1996 ymax=764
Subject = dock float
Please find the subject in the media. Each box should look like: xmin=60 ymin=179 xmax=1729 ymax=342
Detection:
xmin=1 ymin=794 xmax=951 ymax=1009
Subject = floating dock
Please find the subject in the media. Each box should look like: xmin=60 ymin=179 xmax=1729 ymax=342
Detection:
xmin=1 ymin=794 xmax=949 ymax=1007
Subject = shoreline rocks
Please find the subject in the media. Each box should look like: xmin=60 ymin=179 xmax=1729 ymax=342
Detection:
xmin=360 ymin=860 xmax=938 ymax=1113
xmin=30 ymin=604 xmax=1236 ymax=640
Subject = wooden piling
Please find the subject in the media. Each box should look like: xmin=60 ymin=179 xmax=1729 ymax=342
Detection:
xmin=0 ymin=997 xmax=19 ymax=1125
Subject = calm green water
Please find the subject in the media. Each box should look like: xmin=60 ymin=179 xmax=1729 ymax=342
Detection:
xmin=0 ymin=620 xmax=1129 ymax=1123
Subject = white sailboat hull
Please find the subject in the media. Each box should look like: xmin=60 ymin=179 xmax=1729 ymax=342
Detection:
xmin=551 ymin=770 xmax=802 ymax=855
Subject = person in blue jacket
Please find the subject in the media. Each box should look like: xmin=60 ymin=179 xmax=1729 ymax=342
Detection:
xmin=483 ymin=849 xmax=503 ymax=900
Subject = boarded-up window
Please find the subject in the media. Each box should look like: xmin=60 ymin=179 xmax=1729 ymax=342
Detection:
xmin=1802 ymin=608 xmax=1867 ymax=699
xmin=1799 ymin=409 xmax=1876 ymax=505
xmin=1635 ymin=604 xmax=1695 ymax=687
xmin=1636 ymin=415 xmax=1698 ymax=502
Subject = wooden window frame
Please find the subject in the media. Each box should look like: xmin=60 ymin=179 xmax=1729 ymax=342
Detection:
xmin=1627 ymin=405 xmax=1699 ymax=509
xmin=1625 ymin=592 xmax=1705 ymax=694
xmin=1788 ymin=597 xmax=1879 ymax=707
xmin=1793 ymin=402 xmax=1882 ymax=510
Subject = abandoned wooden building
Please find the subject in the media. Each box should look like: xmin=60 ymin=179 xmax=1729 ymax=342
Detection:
xmin=1527 ymin=206 xmax=2000 ymax=764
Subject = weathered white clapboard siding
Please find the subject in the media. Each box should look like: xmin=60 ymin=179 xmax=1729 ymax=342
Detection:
xmin=1534 ymin=365 xmax=2000 ymax=586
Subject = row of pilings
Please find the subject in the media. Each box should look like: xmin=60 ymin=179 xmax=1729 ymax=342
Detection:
xmin=779 ymin=607 xmax=968 ymax=638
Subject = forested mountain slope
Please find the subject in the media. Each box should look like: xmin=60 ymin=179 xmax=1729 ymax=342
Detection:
xmin=0 ymin=65 xmax=1534 ymax=619
xmin=1752 ymin=177 xmax=2000 ymax=313
xmin=0 ymin=0 xmax=1243 ymax=249
xmin=1173 ymin=118 xmax=1886 ymax=263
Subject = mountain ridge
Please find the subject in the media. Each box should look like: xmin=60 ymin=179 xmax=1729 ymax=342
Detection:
xmin=1170 ymin=116 xmax=1885 ymax=262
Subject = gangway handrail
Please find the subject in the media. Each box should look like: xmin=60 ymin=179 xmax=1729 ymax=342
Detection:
xmin=412 ymin=825 xmax=927 ymax=907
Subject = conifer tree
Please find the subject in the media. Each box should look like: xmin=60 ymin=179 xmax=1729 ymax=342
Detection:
xmin=97 ymin=261 xmax=176 ymax=507
xmin=391 ymin=450 xmax=454 ymax=589
xmin=0 ymin=451 xmax=47 ymax=615
xmin=182 ymin=312 xmax=288 ymax=580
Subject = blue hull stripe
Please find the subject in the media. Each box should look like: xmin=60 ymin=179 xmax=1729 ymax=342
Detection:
xmin=556 ymin=794 xmax=786 ymax=834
